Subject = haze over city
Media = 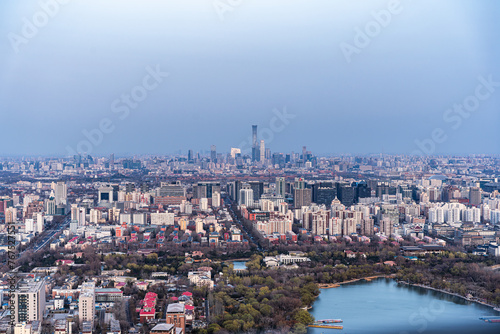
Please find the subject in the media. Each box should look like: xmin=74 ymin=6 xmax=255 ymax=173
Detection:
xmin=1 ymin=1 xmax=500 ymax=334
xmin=1 ymin=0 xmax=500 ymax=156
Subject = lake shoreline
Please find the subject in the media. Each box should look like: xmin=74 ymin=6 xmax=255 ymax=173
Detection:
xmin=318 ymin=275 xmax=500 ymax=312
xmin=396 ymin=280 xmax=500 ymax=312
xmin=317 ymin=274 xmax=395 ymax=289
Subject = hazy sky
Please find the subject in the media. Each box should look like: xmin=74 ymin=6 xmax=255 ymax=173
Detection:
xmin=1 ymin=0 xmax=499 ymax=156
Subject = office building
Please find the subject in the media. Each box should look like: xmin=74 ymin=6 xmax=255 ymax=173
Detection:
xmin=193 ymin=182 xmax=220 ymax=199
xmin=45 ymin=192 xmax=56 ymax=215
xmin=54 ymin=181 xmax=67 ymax=205
xmin=239 ymin=184 xmax=254 ymax=207
xmin=339 ymin=184 xmax=355 ymax=207
xmin=469 ymin=187 xmax=481 ymax=206
xmin=251 ymin=125 xmax=258 ymax=162
xmin=158 ymin=181 xmax=185 ymax=197
xmin=230 ymin=147 xmax=241 ymax=159
xmin=294 ymin=188 xmax=312 ymax=209
xmin=248 ymin=181 xmax=264 ymax=201
xmin=98 ymin=186 xmax=114 ymax=203
xmin=109 ymin=153 xmax=114 ymax=170
xmin=210 ymin=145 xmax=217 ymax=163
xmin=260 ymin=140 xmax=265 ymax=162
xmin=312 ymin=182 xmax=337 ymax=206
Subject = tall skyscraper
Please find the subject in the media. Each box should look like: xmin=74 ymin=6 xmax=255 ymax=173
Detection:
xmin=265 ymin=148 xmax=271 ymax=159
xmin=188 ymin=149 xmax=194 ymax=162
xmin=109 ymin=153 xmax=114 ymax=170
xmin=55 ymin=181 xmax=67 ymax=205
xmin=251 ymin=125 xmax=258 ymax=162
xmin=259 ymin=140 xmax=265 ymax=162
xmin=210 ymin=145 xmax=217 ymax=162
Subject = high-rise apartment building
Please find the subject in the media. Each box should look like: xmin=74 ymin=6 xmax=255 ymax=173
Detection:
xmin=11 ymin=278 xmax=46 ymax=324
xmin=79 ymin=282 xmax=95 ymax=326
xmin=342 ymin=218 xmax=356 ymax=236
xmin=212 ymin=191 xmax=221 ymax=207
xmin=5 ymin=207 xmax=17 ymax=223
xmin=380 ymin=217 xmax=394 ymax=236
xmin=361 ymin=218 xmax=374 ymax=236
xmin=276 ymin=177 xmax=286 ymax=197
xmin=294 ymin=177 xmax=305 ymax=190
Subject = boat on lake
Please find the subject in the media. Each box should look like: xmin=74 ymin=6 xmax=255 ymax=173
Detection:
xmin=479 ymin=317 xmax=500 ymax=323
xmin=316 ymin=319 xmax=343 ymax=323
xmin=309 ymin=320 xmax=343 ymax=329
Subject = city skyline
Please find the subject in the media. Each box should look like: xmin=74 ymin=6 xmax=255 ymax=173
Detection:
xmin=1 ymin=0 xmax=499 ymax=156
xmin=2 ymin=1 xmax=500 ymax=334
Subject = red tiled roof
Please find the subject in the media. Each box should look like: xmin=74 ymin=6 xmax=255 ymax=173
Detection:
xmin=140 ymin=308 xmax=155 ymax=315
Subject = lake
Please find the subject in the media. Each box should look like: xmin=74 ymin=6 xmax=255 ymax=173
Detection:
xmin=309 ymin=278 xmax=499 ymax=334
xmin=232 ymin=261 xmax=247 ymax=270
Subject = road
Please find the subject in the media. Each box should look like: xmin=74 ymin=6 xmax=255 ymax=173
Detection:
xmin=20 ymin=217 xmax=70 ymax=256
xmin=223 ymin=194 xmax=263 ymax=252
xmin=98 ymin=308 xmax=106 ymax=325
xmin=125 ymin=297 xmax=133 ymax=326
